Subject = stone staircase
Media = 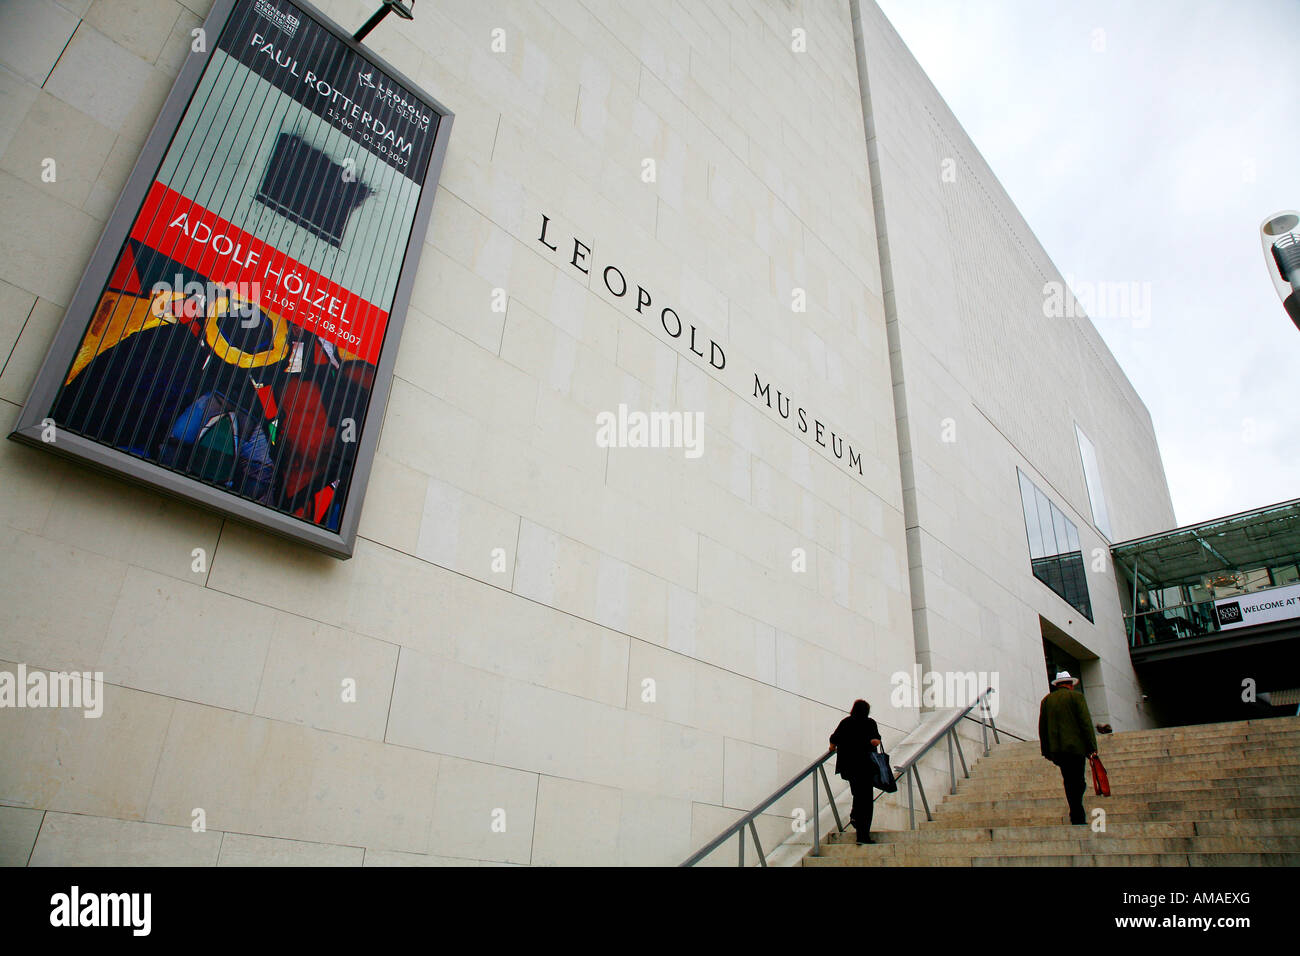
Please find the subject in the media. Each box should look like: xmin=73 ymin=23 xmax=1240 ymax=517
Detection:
xmin=804 ymin=715 xmax=1300 ymax=866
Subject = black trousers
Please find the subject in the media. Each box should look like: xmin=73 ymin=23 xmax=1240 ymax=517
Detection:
xmin=848 ymin=775 xmax=874 ymax=837
xmin=1053 ymin=754 xmax=1088 ymax=824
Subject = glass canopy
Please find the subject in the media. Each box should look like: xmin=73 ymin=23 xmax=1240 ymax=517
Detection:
xmin=1112 ymin=498 xmax=1300 ymax=647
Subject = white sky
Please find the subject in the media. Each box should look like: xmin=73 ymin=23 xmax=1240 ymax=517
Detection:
xmin=875 ymin=0 xmax=1299 ymax=528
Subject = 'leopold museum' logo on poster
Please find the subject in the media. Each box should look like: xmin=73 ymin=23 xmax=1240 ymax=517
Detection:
xmin=9 ymin=0 xmax=454 ymax=558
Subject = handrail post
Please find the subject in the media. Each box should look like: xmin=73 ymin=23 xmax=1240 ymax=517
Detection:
xmin=947 ymin=728 xmax=957 ymax=795
xmin=739 ymin=825 xmax=745 ymax=867
xmin=907 ymin=764 xmax=915 ymax=830
xmin=819 ymin=765 xmax=844 ymax=833
xmin=749 ymin=820 xmax=767 ymax=867
xmin=914 ymin=765 xmax=932 ymax=822
xmin=954 ymin=726 xmax=969 ymax=778
xmin=812 ymin=764 xmax=820 ymax=857
xmin=1130 ymin=559 xmax=1140 ymax=645
xmin=986 ymin=691 xmax=1001 ymax=746
xmin=980 ymin=700 xmax=990 ymax=756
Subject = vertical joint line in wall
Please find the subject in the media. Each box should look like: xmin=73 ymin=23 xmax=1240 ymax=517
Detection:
xmin=382 ymin=646 xmax=401 ymax=743
xmin=623 ymin=631 xmax=631 ymax=710
xmin=510 ymin=516 xmax=522 ymax=591
xmin=495 ymin=298 xmax=509 ymax=356
xmin=42 ymin=22 xmax=80 ymax=89
xmin=205 ymin=521 xmax=225 ymax=588
xmin=26 ymin=811 xmax=46 ymax=866
xmin=142 ymin=700 xmax=178 ymax=838
xmin=490 ymin=114 xmax=502 ymax=163
xmin=0 ymin=299 xmax=39 ymax=382
xmin=528 ymin=774 xmax=540 ymax=865
xmin=695 ymin=533 xmax=700 ymax=594
xmin=669 ymin=353 xmax=679 ymax=414
xmin=252 ymin=608 xmax=273 ymax=715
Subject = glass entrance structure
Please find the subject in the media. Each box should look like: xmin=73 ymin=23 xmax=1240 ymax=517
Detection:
xmin=1112 ymin=499 xmax=1300 ymax=648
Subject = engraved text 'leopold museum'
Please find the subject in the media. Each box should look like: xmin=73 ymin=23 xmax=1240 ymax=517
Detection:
xmin=538 ymin=213 xmax=868 ymax=478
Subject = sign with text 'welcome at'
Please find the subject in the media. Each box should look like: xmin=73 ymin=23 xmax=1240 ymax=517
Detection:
xmin=1215 ymin=582 xmax=1300 ymax=630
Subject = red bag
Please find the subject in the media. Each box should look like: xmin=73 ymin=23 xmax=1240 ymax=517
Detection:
xmin=1090 ymin=754 xmax=1111 ymax=796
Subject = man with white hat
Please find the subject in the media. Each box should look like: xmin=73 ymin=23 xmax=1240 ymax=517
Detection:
xmin=1038 ymin=671 xmax=1099 ymax=825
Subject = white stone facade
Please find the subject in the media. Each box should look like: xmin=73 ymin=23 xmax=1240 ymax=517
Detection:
xmin=0 ymin=0 xmax=1172 ymax=865
xmin=853 ymin=0 xmax=1175 ymax=740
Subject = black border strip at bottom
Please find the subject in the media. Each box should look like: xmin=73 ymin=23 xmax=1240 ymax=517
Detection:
xmin=0 ymin=865 xmax=1281 ymax=942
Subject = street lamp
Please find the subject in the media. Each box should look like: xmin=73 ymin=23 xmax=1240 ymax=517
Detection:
xmin=1260 ymin=210 xmax=1300 ymax=331
xmin=353 ymin=0 xmax=415 ymax=43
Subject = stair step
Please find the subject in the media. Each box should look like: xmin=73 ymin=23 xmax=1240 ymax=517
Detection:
xmin=828 ymin=818 xmax=1300 ymax=843
xmin=950 ymin=775 xmax=1300 ymax=798
xmin=995 ymin=716 xmax=1300 ymax=748
xmin=818 ymin=834 xmax=1300 ymax=856
xmin=988 ymin=755 xmax=1300 ymax=773
xmin=951 ymin=783 xmax=1300 ymax=800
xmin=1192 ymin=818 xmax=1300 ymax=837
xmin=928 ymin=808 xmax=1300 ymax=827
xmin=999 ymin=730 xmax=1300 ymax=752
xmin=803 ymin=851 xmax=1300 ymax=867
xmin=928 ymin=799 xmax=1300 ymax=817
xmin=995 ymin=734 xmax=1300 ymax=755
xmin=979 ymin=750 xmax=1300 ymax=767
xmin=803 ymin=717 xmax=1300 ymax=867
xmin=984 ymin=761 xmax=1300 ymax=777
xmin=991 ymin=743 xmax=1300 ymax=765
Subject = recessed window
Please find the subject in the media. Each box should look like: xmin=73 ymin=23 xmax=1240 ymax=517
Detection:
xmin=255 ymin=132 xmax=373 ymax=246
xmin=1075 ymin=425 xmax=1112 ymax=540
xmin=1018 ymin=468 xmax=1093 ymax=622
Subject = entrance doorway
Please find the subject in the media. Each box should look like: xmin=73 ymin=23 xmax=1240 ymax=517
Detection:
xmin=1043 ymin=638 xmax=1084 ymax=690
xmin=1039 ymin=616 xmax=1097 ymax=709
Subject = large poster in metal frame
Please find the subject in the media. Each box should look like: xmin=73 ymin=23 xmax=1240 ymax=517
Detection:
xmin=8 ymin=0 xmax=453 ymax=558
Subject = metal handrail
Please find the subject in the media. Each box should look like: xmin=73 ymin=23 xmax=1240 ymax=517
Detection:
xmin=680 ymin=687 xmax=1002 ymax=866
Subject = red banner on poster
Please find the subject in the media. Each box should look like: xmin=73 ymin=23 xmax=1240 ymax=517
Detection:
xmin=130 ymin=181 xmax=389 ymax=364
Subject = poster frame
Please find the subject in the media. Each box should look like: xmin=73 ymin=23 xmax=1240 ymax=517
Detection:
xmin=7 ymin=0 xmax=454 ymax=559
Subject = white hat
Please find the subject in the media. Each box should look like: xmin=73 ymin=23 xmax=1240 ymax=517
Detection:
xmin=1052 ymin=671 xmax=1079 ymax=686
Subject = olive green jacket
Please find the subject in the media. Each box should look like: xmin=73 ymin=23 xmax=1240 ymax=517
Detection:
xmin=1038 ymin=686 xmax=1098 ymax=758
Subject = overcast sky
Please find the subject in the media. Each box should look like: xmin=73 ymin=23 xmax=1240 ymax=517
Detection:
xmin=875 ymin=0 xmax=1299 ymax=529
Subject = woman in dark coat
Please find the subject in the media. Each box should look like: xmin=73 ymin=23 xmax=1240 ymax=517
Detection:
xmin=829 ymin=699 xmax=883 ymax=844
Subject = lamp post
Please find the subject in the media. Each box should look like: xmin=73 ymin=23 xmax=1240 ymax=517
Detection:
xmin=1261 ymin=210 xmax=1300 ymax=331
xmin=353 ymin=0 xmax=415 ymax=43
